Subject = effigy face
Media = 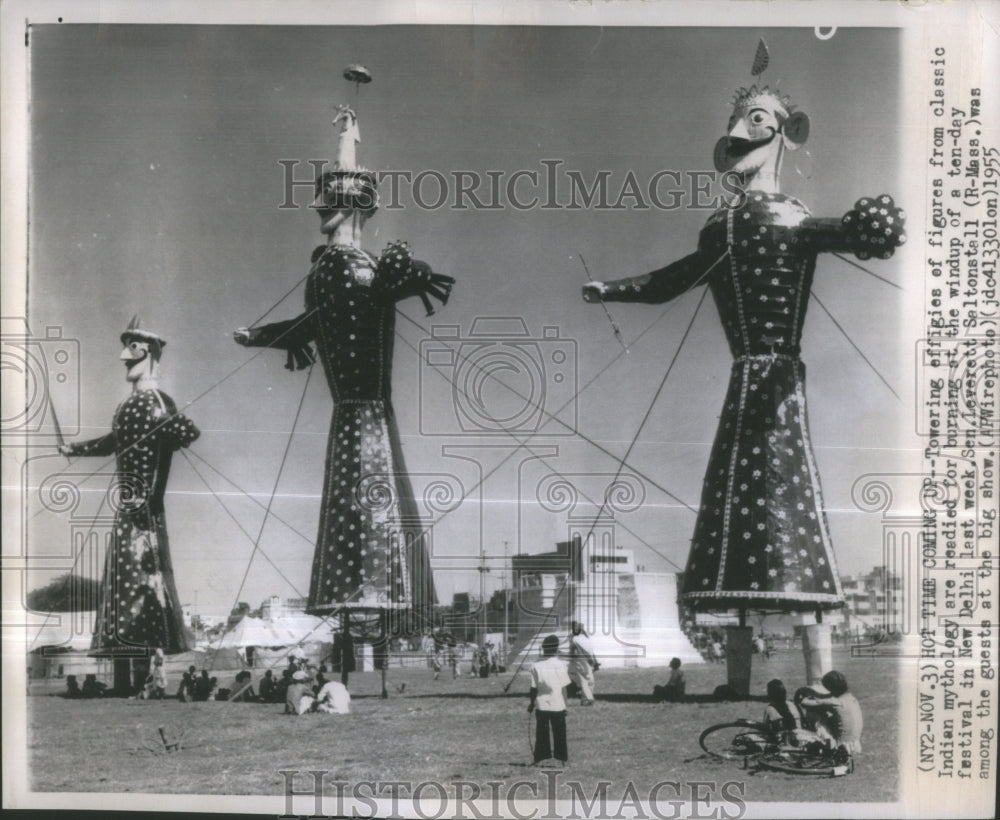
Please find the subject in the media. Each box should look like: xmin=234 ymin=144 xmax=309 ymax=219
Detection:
xmin=119 ymin=339 xmax=156 ymax=383
xmin=713 ymin=88 xmax=809 ymax=179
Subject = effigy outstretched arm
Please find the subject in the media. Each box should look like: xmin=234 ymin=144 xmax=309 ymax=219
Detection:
xmin=583 ymin=251 xmax=707 ymax=305
xmin=374 ymin=241 xmax=454 ymax=316
xmin=233 ymin=313 xmax=316 ymax=371
xmin=59 ymin=431 xmax=116 ymax=458
xmin=802 ymin=195 xmax=906 ymax=260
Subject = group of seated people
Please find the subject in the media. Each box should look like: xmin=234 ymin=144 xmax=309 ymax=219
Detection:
xmin=282 ymin=653 xmax=351 ymax=715
xmin=60 ymin=674 xmax=107 ymax=699
xmin=753 ymin=670 xmax=863 ymax=758
xmin=171 ymin=651 xmax=350 ymax=713
xmin=650 ymin=662 xmax=862 ymax=760
xmin=205 ymin=651 xmax=351 ymax=714
xmin=176 ymin=667 xmax=221 ymax=701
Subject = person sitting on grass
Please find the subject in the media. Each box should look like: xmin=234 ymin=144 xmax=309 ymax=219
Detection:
xmin=654 ymin=657 xmax=686 ymax=703
xmin=62 ymin=675 xmax=82 ymax=699
xmin=734 ymin=678 xmax=804 ymax=752
xmin=176 ymin=672 xmax=192 ymax=702
xmin=193 ymin=669 xmax=212 ymax=701
xmin=81 ymin=673 xmax=107 ymax=699
xmin=313 ymin=664 xmax=328 ymax=694
xmin=761 ymin=679 xmax=804 ymax=745
xmin=796 ymin=670 xmax=863 ymax=757
xmin=230 ymin=670 xmax=257 ymax=702
xmin=285 ymin=670 xmax=315 ymax=715
xmin=313 ymin=679 xmax=351 ymax=714
xmin=258 ymin=669 xmax=275 ymax=703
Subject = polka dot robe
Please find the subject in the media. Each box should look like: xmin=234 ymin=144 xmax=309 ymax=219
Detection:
xmin=243 ymin=242 xmax=453 ymax=616
xmin=66 ymin=389 xmax=199 ymax=654
xmin=601 ymin=192 xmax=905 ymax=612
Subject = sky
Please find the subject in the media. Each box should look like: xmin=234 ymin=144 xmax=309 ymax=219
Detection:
xmin=20 ymin=24 xmax=915 ymax=614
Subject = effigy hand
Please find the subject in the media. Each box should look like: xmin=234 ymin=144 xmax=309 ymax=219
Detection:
xmin=582 ymin=282 xmax=607 ymax=303
xmin=841 ymin=195 xmax=906 ymax=260
xmin=233 ymin=327 xmax=252 ymax=346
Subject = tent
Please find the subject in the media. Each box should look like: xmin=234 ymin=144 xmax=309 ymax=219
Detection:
xmin=216 ymin=614 xmax=331 ymax=650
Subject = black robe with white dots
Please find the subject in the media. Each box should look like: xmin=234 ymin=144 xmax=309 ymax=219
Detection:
xmin=66 ymin=389 xmax=199 ymax=654
xmin=244 ymin=241 xmax=454 ymax=616
xmin=600 ymin=192 xmax=905 ymax=612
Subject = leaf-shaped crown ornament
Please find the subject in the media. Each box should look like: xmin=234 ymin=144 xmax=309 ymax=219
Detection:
xmin=751 ymin=38 xmax=769 ymax=77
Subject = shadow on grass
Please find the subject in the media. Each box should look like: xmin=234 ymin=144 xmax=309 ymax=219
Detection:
xmin=597 ymin=693 xmax=770 ymax=704
xmin=354 ymin=691 xmax=770 ymax=704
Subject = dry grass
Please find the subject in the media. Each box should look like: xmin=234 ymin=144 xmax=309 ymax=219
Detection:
xmin=28 ymin=646 xmax=898 ymax=803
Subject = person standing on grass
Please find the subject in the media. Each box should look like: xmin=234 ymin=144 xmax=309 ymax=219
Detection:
xmin=149 ymin=648 xmax=168 ymax=699
xmin=528 ymin=634 xmax=572 ymax=767
xmin=568 ymin=621 xmax=599 ymax=706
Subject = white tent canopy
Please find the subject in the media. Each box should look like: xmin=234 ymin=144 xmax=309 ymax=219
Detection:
xmin=216 ymin=614 xmax=332 ymax=649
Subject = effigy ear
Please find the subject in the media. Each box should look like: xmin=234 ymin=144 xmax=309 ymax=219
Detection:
xmin=781 ymin=112 xmax=810 ymax=150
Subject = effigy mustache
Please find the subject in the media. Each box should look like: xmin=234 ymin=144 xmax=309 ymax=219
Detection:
xmin=721 ymin=130 xmax=776 ymax=160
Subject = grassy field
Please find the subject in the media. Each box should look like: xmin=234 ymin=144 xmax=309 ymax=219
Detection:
xmin=27 ymin=647 xmax=898 ymax=805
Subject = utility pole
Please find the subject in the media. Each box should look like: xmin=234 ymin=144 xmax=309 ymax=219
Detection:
xmin=478 ymin=542 xmax=490 ymax=648
xmin=503 ymin=540 xmax=509 ymax=665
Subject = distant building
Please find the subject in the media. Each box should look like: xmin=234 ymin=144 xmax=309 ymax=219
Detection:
xmin=510 ymin=537 xmax=702 ymax=668
xmin=259 ymin=595 xmax=308 ymax=620
xmin=181 ymin=603 xmax=227 ymax=630
xmin=839 ymin=566 xmax=904 ymax=634
xmin=511 ymin=539 xmax=583 ymax=631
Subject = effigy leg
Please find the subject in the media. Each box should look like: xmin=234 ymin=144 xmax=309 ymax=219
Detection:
xmin=113 ymin=658 xmax=131 ymax=696
xmin=802 ymin=621 xmax=833 ymax=686
xmin=725 ymin=626 xmax=754 ymax=698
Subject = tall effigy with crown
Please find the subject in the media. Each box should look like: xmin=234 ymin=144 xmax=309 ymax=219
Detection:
xmin=583 ymin=42 xmax=905 ymax=691
xmin=235 ymin=67 xmax=454 ymax=688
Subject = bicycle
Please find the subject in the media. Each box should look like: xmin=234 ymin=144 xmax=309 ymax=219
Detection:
xmin=698 ymin=720 xmax=854 ymax=777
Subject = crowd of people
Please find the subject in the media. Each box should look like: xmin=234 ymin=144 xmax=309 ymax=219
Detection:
xmin=681 ymin=624 xmax=775 ymax=663
xmin=427 ymin=629 xmax=507 ymax=680
xmin=54 ymin=624 xmax=865 ymax=772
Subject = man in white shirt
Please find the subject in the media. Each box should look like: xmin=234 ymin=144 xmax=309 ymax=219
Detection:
xmin=568 ymin=621 xmax=599 ymax=706
xmin=528 ymin=634 xmax=572 ymax=766
xmin=314 ymin=679 xmax=351 ymax=714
